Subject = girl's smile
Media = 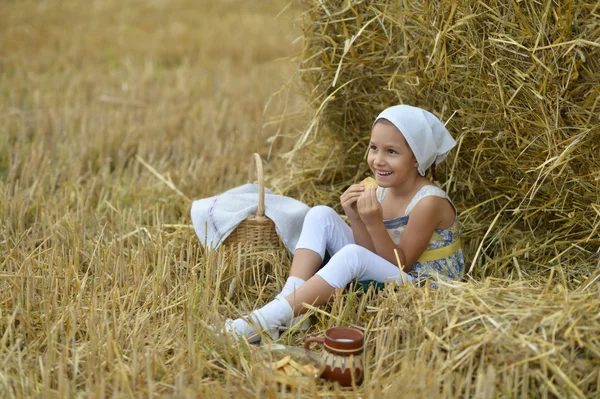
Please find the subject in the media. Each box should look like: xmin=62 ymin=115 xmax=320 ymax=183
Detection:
xmin=374 ymin=170 xmax=392 ymax=180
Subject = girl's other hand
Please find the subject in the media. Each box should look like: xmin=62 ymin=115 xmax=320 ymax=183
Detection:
xmin=357 ymin=186 xmax=383 ymax=227
xmin=340 ymin=184 xmax=365 ymax=221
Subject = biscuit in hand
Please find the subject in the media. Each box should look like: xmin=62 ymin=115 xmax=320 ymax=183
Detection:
xmin=361 ymin=177 xmax=378 ymax=189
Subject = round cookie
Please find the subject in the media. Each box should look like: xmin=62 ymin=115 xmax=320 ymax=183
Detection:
xmin=361 ymin=177 xmax=378 ymax=188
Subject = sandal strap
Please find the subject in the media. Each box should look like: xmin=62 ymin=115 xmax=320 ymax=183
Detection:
xmin=278 ymin=315 xmax=311 ymax=332
xmin=251 ymin=311 xmax=280 ymax=342
xmin=251 ymin=311 xmax=270 ymax=331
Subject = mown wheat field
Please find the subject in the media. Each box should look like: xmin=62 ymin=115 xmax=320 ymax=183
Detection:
xmin=1 ymin=1 xmax=599 ymax=398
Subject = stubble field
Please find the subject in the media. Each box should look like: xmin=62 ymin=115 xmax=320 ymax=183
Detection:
xmin=1 ymin=1 xmax=599 ymax=398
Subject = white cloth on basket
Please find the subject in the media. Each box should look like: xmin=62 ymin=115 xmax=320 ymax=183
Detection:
xmin=190 ymin=184 xmax=310 ymax=253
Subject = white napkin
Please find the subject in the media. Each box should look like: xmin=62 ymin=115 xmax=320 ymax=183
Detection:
xmin=190 ymin=184 xmax=310 ymax=253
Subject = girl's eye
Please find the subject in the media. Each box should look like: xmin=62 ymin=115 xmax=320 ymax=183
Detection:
xmin=370 ymin=145 xmax=378 ymax=151
xmin=388 ymin=149 xmax=397 ymax=154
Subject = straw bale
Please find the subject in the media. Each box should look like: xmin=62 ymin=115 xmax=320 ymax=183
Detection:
xmin=283 ymin=0 xmax=600 ymax=281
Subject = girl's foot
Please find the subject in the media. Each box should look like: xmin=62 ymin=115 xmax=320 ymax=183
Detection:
xmin=225 ymin=312 xmax=279 ymax=344
xmin=227 ymin=295 xmax=293 ymax=343
xmin=278 ymin=314 xmax=311 ymax=333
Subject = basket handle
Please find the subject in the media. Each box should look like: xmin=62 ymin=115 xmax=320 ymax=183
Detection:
xmin=249 ymin=153 xmax=265 ymax=217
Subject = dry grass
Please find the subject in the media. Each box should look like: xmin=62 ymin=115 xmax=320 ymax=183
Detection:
xmin=1 ymin=0 xmax=600 ymax=398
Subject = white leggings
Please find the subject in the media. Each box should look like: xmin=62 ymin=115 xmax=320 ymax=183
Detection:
xmin=295 ymin=206 xmax=413 ymax=289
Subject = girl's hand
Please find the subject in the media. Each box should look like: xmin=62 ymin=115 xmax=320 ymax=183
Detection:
xmin=357 ymin=186 xmax=383 ymax=227
xmin=340 ymin=184 xmax=365 ymax=221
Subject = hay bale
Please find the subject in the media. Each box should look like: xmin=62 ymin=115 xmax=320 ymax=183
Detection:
xmin=283 ymin=0 xmax=600 ymax=281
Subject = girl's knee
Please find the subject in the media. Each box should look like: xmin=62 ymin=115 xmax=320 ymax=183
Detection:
xmin=306 ymin=205 xmax=337 ymax=221
xmin=329 ymin=244 xmax=368 ymax=273
xmin=337 ymin=244 xmax=366 ymax=257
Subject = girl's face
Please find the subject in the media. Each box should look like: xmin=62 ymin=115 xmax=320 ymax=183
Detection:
xmin=367 ymin=120 xmax=419 ymax=188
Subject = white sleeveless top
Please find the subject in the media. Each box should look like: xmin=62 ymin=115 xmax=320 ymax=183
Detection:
xmin=376 ymin=185 xmax=464 ymax=283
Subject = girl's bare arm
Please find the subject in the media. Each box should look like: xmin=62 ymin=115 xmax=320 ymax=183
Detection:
xmin=371 ymin=197 xmax=443 ymax=271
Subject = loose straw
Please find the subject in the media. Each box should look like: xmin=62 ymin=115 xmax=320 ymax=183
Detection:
xmin=394 ymin=248 xmax=408 ymax=285
xmin=394 ymin=248 xmax=403 ymax=270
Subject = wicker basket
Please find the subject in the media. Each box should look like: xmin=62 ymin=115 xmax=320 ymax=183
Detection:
xmin=223 ymin=153 xmax=281 ymax=248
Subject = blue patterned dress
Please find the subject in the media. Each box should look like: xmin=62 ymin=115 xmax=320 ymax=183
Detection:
xmin=376 ymin=184 xmax=465 ymax=287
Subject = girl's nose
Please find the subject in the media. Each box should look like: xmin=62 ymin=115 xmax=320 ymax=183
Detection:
xmin=374 ymin=154 xmax=385 ymax=166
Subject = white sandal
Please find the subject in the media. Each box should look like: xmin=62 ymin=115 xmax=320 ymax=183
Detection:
xmin=221 ymin=311 xmax=280 ymax=345
xmin=251 ymin=311 xmax=280 ymax=343
xmin=278 ymin=314 xmax=311 ymax=332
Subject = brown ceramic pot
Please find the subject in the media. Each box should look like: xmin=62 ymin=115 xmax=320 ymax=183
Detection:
xmin=304 ymin=327 xmax=364 ymax=387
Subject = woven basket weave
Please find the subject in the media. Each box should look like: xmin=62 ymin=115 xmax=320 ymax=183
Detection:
xmin=223 ymin=153 xmax=280 ymax=248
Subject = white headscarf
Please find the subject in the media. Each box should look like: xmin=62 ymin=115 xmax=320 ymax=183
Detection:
xmin=373 ymin=105 xmax=456 ymax=176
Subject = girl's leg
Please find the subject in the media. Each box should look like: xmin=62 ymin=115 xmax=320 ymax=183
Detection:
xmin=315 ymin=244 xmax=413 ymax=290
xmin=227 ymin=244 xmax=412 ymax=341
xmin=275 ymin=249 xmax=320 ymax=301
xmin=230 ymin=206 xmax=354 ymax=340
xmin=280 ymin=206 xmax=354 ymax=296
xmin=286 ymin=249 xmax=323 ymax=282
xmin=285 ymin=275 xmax=334 ymax=314
xmin=285 ymin=244 xmax=414 ymax=314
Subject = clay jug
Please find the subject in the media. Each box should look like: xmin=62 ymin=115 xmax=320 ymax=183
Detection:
xmin=304 ymin=327 xmax=364 ymax=387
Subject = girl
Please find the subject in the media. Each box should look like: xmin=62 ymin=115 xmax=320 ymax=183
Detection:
xmin=225 ymin=104 xmax=464 ymax=343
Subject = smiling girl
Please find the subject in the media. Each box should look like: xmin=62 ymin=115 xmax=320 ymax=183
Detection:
xmin=225 ymin=105 xmax=464 ymax=343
